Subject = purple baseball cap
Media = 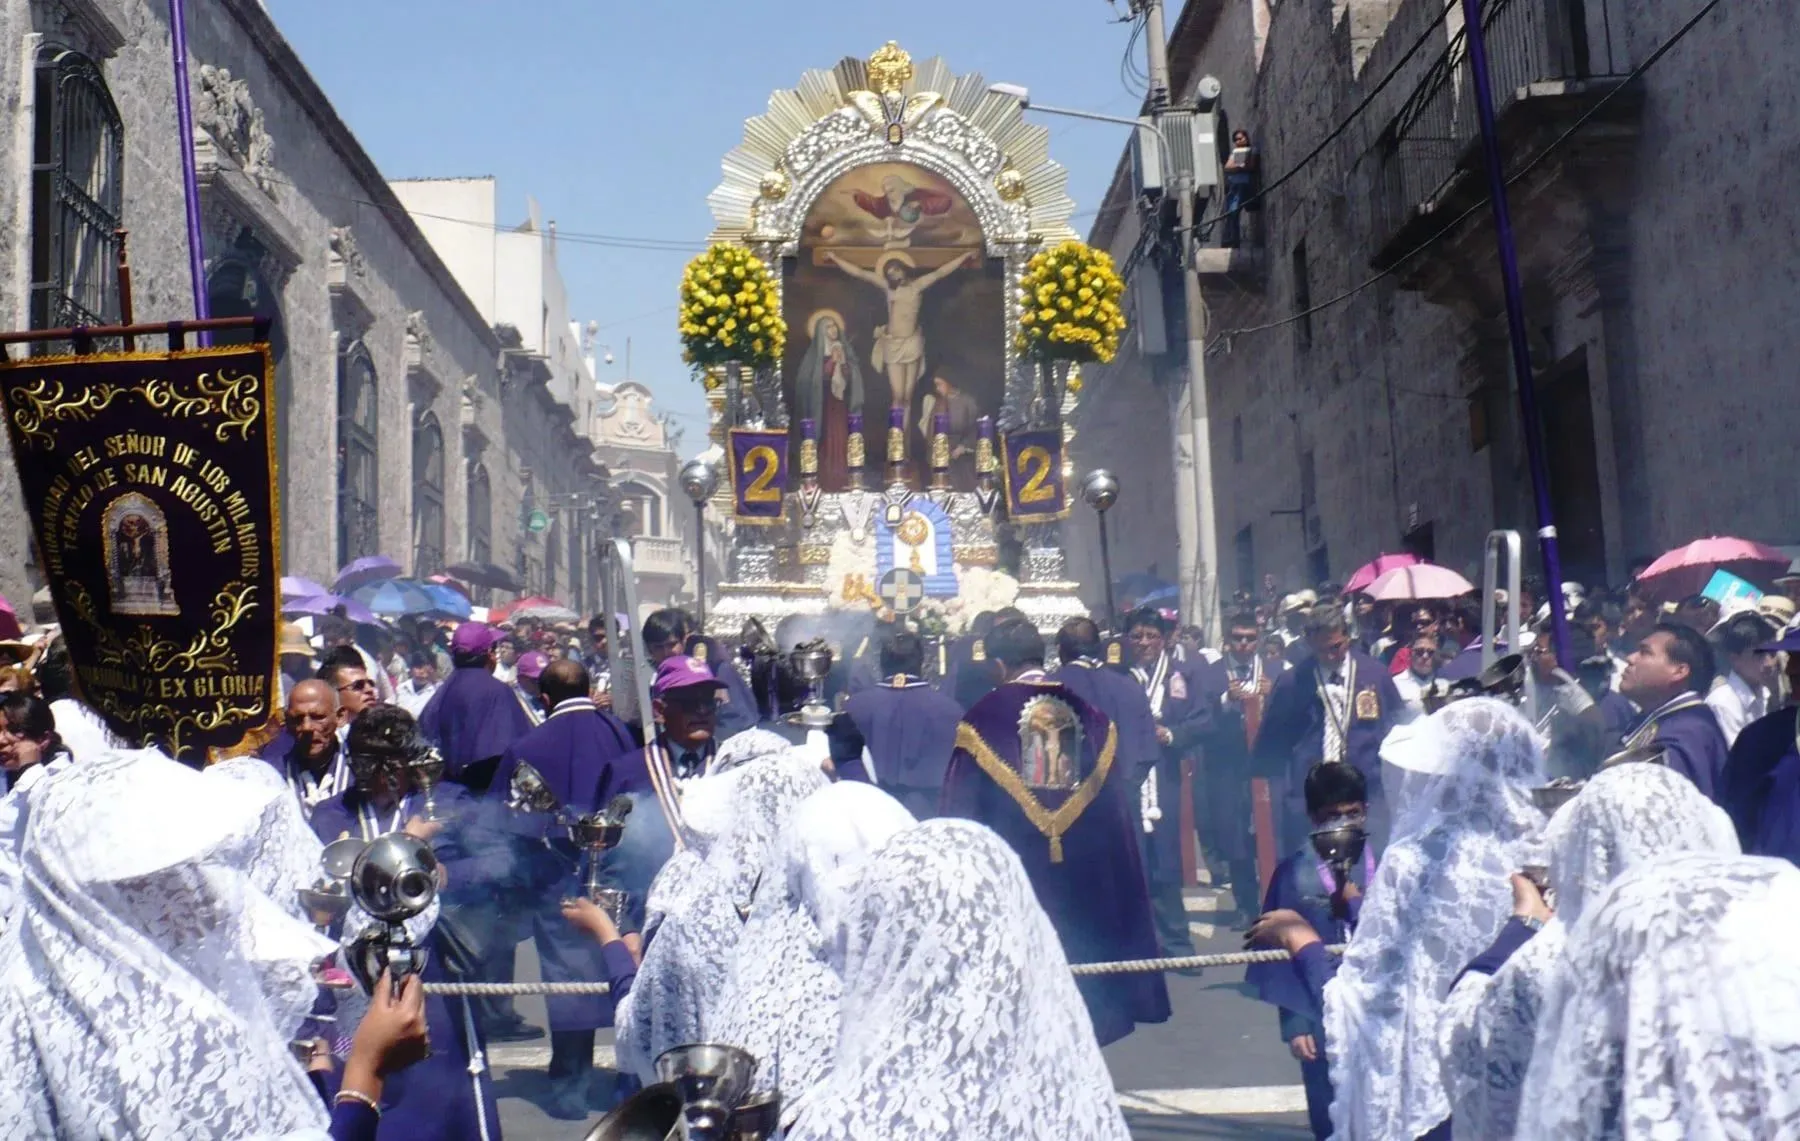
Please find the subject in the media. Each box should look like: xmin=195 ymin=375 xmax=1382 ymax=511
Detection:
xmin=516 ymin=651 xmax=549 ymax=681
xmin=652 ymin=655 xmax=726 ymax=697
xmin=451 ymin=621 xmax=504 ymax=656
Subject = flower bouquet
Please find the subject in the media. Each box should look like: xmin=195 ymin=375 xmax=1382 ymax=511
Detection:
xmin=679 ymin=244 xmax=786 ymax=373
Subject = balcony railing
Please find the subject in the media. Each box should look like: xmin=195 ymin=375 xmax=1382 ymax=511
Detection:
xmin=1370 ymin=0 xmax=1631 ymax=265
xmin=632 ymin=535 xmax=687 ymax=578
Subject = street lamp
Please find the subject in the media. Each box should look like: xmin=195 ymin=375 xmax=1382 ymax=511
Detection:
xmin=1081 ymin=468 xmax=1121 ymax=631
xmin=678 ymin=456 xmax=721 ymax=628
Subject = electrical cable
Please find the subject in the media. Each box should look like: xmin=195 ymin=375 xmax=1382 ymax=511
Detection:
xmin=1207 ymin=0 xmax=1722 ymax=346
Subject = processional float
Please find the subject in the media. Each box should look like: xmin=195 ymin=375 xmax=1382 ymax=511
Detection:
xmin=679 ymin=41 xmax=1128 ymax=640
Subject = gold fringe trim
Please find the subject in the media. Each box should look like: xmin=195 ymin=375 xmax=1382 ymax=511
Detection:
xmin=955 ymin=718 xmax=1116 ymax=863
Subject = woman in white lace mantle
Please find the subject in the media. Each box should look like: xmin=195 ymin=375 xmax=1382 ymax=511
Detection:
xmin=786 ymin=819 xmax=1130 ymax=1141
xmin=1323 ymin=698 xmax=1546 ymax=1141
xmin=612 ymin=748 xmax=829 ymax=1081
xmin=1518 ymin=852 xmax=1800 ymax=1140
xmin=708 ymin=782 xmax=915 ymax=1123
xmin=1438 ymin=763 xmax=1740 ymax=1140
xmin=0 ymin=743 xmax=339 ymax=1139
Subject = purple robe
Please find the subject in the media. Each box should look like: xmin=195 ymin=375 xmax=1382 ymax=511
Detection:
xmin=940 ymin=680 xmax=1171 ymax=1046
xmin=418 ymin=666 xmax=534 ymax=792
xmin=488 ymin=699 xmax=639 ymax=1031
xmin=1624 ymin=699 xmax=1731 ymax=802
xmin=843 ymin=677 xmax=962 ymax=816
xmin=307 ymin=786 xmax=501 ymax=1141
xmin=1254 ymin=651 xmax=1402 ymax=849
xmin=1131 ymin=654 xmax=1222 ymax=878
xmin=1721 ymin=706 xmax=1800 ymax=862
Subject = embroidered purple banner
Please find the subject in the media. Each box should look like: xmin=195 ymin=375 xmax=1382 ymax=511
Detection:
xmin=1000 ymin=428 xmax=1069 ymax=521
xmin=728 ymin=427 xmax=789 ymax=524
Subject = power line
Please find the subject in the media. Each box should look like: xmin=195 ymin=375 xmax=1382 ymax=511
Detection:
xmin=1208 ymin=0 xmax=1722 ymax=347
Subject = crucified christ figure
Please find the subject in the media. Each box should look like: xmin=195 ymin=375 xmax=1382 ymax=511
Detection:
xmin=821 ymin=249 xmax=979 ymax=436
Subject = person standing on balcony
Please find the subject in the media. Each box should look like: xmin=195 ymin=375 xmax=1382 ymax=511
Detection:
xmin=1220 ymin=129 xmax=1259 ymax=248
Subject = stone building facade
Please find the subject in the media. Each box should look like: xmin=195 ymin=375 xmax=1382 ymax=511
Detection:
xmin=1070 ymin=0 xmax=1800 ymax=611
xmin=0 ymin=0 xmax=603 ymax=613
xmin=591 ymin=380 xmax=709 ymax=617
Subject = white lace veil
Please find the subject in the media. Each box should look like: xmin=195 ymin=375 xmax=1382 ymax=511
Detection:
xmin=0 ymin=745 xmax=336 ymax=1140
xmin=708 ymin=783 xmax=916 ymax=1119
xmin=1439 ymin=762 xmax=1741 ymax=1140
xmin=1519 ymin=852 xmax=1800 ymax=1140
xmin=613 ymin=750 xmax=829 ymax=1082
xmin=785 ymin=820 xmax=1130 ymax=1141
xmin=1323 ymin=698 xmax=1546 ymax=1141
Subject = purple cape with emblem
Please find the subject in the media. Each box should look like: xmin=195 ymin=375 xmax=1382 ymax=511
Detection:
xmin=1627 ymin=700 xmax=1731 ymax=802
xmin=939 ymin=680 xmax=1170 ymax=1046
xmin=1722 ymin=706 xmax=1800 ymax=862
xmin=418 ymin=665 xmax=534 ymax=789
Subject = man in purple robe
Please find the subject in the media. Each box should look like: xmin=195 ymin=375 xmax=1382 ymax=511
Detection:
xmin=487 ymin=658 xmax=637 ymax=1118
xmin=844 ymin=630 xmax=963 ymax=818
xmin=309 ymin=705 xmax=505 ymax=1141
xmin=1255 ymin=606 xmax=1404 ymax=853
xmin=1617 ymin=621 xmax=1730 ymax=801
xmin=418 ymin=621 xmax=534 ymax=795
xmin=940 ymin=617 xmax=1170 ymax=1046
xmin=1120 ymin=606 xmax=1223 ymax=959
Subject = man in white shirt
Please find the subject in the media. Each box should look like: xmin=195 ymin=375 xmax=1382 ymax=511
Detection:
xmin=395 ymin=651 xmax=440 ymax=716
xmin=1707 ymin=612 xmax=1779 ymax=747
xmin=1390 ymin=633 xmax=1441 ymax=718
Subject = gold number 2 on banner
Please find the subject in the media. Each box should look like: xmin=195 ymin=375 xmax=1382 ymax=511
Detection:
xmin=742 ymin=445 xmax=782 ymax=503
xmin=1016 ymin=445 xmax=1056 ymax=504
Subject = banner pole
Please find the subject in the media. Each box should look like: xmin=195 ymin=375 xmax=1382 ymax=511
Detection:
xmin=168 ymin=0 xmax=211 ymax=346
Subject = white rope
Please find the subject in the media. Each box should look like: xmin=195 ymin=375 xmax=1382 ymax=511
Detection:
xmin=419 ymin=946 xmax=1349 ymax=995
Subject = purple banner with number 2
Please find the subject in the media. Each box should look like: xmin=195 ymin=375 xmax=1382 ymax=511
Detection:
xmin=728 ymin=428 xmax=789 ymax=523
xmin=1000 ymin=429 xmax=1068 ymax=521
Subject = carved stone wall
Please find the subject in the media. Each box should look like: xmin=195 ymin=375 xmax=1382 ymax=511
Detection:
xmin=0 ymin=0 xmax=564 ymax=608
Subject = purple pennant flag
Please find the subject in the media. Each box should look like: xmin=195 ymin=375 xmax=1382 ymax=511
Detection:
xmin=1000 ymin=428 xmax=1070 ymax=521
xmin=728 ymin=428 xmax=789 ymax=524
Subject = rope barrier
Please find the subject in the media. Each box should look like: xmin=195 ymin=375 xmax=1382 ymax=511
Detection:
xmin=420 ymin=945 xmax=1348 ymax=995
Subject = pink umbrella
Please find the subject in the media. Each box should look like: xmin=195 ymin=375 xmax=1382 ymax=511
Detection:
xmin=1344 ymin=553 xmax=1422 ymax=595
xmin=1365 ymin=563 xmax=1476 ymax=601
xmin=1636 ymin=537 xmax=1790 ymax=602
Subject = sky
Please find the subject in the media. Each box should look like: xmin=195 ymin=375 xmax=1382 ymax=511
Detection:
xmin=265 ymin=0 xmax=1157 ymax=447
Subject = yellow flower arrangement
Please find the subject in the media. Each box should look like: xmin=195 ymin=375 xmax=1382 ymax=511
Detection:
xmin=678 ymin=244 xmax=787 ymax=371
xmin=1015 ymin=240 xmax=1127 ymax=364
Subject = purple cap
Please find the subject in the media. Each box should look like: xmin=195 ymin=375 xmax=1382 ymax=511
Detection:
xmin=932 ymin=412 xmax=950 ymax=433
xmin=451 ymin=621 xmax=504 ymax=656
xmin=800 ymin=417 xmax=817 ymax=440
xmin=652 ymin=654 xmax=726 ymax=697
xmin=516 ymin=651 xmax=549 ymax=680
xmin=847 ymin=412 xmax=863 ymax=433
xmin=889 ymin=404 xmax=905 ymax=429
xmin=977 ymin=415 xmax=994 ymax=440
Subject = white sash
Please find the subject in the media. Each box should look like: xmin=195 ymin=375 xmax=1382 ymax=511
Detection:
xmin=1130 ymin=654 xmax=1170 ymax=833
xmin=1317 ymin=657 xmax=1356 ymax=766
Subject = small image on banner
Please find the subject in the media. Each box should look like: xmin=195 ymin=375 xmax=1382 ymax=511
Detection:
xmin=0 ymin=344 xmax=282 ymax=760
xmin=728 ymin=428 xmax=790 ymax=524
xmin=1000 ymin=428 xmax=1069 ymax=521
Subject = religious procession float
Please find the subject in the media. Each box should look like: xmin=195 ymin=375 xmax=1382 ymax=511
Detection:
xmin=678 ymin=42 xmax=1127 ymax=640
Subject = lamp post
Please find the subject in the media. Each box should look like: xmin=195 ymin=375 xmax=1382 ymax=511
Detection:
xmin=1081 ymin=468 xmax=1122 ymax=632
xmin=679 ymin=456 xmax=720 ymax=628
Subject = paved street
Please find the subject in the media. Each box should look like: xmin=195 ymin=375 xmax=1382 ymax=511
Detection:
xmin=488 ymin=887 xmax=1312 ymax=1139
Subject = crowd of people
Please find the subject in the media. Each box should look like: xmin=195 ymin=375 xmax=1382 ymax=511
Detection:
xmin=3 ymin=565 xmax=1800 ymax=1139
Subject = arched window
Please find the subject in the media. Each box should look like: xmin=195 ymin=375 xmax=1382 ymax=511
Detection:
xmin=29 ymin=47 xmax=123 ymax=332
xmin=412 ymin=414 xmax=445 ymax=575
xmin=617 ymin=481 xmax=663 ymax=539
xmin=336 ymin=342 xmax=379 ymax=564
xmin=466 ymin=464 xmax=493 ymax=605
xmin=545 ymin=516 xmax=560 ymax=600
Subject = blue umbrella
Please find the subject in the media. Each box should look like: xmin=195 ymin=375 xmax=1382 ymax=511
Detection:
xmin=421 ymin=583 xmax=472 ymax=621
xmin=334 ymin=555 xmax=403 ymax=594
xmin=350 ymin=578 xmax=438 ymax=617
xmin=284 ymin=593 xmax=379 ymax=625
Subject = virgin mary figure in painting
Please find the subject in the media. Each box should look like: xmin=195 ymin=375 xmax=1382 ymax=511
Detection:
xmin=794 ymin=309 xmax=864 ymax=491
